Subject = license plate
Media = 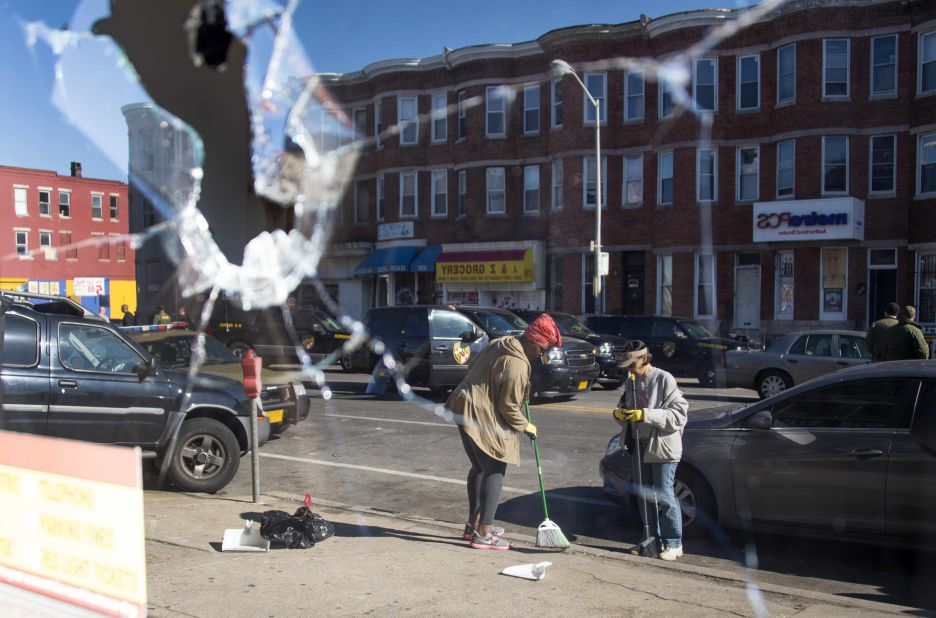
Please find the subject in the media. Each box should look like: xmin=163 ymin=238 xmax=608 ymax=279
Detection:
xmin=578 ymin=381 xmax=589 ymax=391
xmin=293 ymin=383 xmax=306 ymax=396
xmin=265 ymin=409 xmax=284 ymax=423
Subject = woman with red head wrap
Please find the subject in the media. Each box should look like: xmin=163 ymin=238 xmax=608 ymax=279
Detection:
xmin=445 ymin=312 xmax=561 ymax=549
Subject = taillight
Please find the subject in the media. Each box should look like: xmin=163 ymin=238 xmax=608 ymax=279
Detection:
xmin=204 ymin=325 xmax=213 ymax=335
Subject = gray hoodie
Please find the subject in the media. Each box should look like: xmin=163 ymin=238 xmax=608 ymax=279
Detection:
xmin=616 ymin=367 xmax=689 ymax=463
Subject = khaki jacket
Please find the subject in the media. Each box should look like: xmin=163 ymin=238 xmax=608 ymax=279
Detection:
xmin=866 ymin=316 xmax=897 ymax=361
xmin=446 ymin=337 xmax=530 ymax=465
xmin=883 ymin=320 xmax=930 ymax=361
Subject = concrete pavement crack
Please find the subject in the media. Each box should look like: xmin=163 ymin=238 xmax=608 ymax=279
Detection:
xmin=147 ymin=603 xmax=200 ymax=617
xmin=147 ymin=537 xmax=215 ymax=554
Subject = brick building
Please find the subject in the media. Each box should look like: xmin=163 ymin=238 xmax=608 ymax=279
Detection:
xmin=315 ymin=0 xmax=936 ymax=341
xmin=0 ymin=163 xmax=134 ymax=318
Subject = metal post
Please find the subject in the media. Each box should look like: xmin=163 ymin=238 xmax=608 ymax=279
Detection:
xmin=250 ymin=397 xmax=260 ymax=503
xmin=594 ymin=98 xmax=602 ymax=312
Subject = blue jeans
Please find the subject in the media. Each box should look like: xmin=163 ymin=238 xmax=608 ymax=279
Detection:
xmin=631 ymin=457 xmax=682 ymax=549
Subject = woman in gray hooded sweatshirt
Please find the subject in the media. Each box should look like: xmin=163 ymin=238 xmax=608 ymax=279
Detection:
xmin=613 ymin=340 xmax=689 ymax=560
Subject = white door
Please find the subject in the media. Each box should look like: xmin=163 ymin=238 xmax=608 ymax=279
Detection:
xmin=734 ymin=265 xmax=761 ymax=330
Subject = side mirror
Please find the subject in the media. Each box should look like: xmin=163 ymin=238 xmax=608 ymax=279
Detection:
xmin=312 ymin=323 xmax=326 ymax=335
xmin=747 ymin=409 xmax=773 ymax=431
xmin=133 ymin=357 xmax=157 ymax=380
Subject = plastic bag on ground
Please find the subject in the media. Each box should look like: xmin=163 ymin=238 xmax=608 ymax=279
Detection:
xmin=260 ymin=506 xmax=335 ymax=549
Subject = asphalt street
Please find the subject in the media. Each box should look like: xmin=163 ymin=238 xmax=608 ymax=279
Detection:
xmin=190 ymin=367 xmax=936 ymax=612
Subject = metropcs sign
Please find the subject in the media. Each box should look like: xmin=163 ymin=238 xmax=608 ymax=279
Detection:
xmin=752 ymin=197 xmax=864 ymax=242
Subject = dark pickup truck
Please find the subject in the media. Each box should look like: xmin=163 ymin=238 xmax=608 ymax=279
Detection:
xmin=0 ymin=291 xmax=270 ymax=493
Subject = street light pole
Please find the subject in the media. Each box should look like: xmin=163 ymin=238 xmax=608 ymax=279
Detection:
xmin=551 ymin=59 xmax=602 ymax=312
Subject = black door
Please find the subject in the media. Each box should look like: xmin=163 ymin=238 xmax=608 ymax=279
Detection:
xmin=868 ymin=269 xmax=897 ymax=328
xmin=1 ymin=312 xmax=49 ymax=435
xmin=620 ymin=251 xmax=645 ymax=315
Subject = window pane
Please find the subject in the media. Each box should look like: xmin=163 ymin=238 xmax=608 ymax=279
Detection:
xmin=823 ymin=137 xmax=848 ymax=193
xmin=871 ymin=135 xmax=895 ymax=192
xmin=921 ymin=133 xmax=936 ymax=194
xmin=777 ymin=140 xmax=795 ymax=196
xmin=524 ymin=86 xmax=539 ymax=133
xmin=585 ymin=73 xmax=606 ymax=124
xmin=771 ymin=380 xmax=911 ymax=429
xmin=778 ymin=45 xmax=795 ymax=102
xmin=2 ymin=315 xmax=39 ymax=366
xmin=922 ymin=32 xmax=936 ymax=92
xmin=739 ymin=147 xmax=758 ymax=200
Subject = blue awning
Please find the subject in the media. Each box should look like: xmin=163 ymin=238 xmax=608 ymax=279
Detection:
xmin=410 ymin=245 xmax=443 ymax=273
xmin=354 ymin=246 xmax=419 ymax=276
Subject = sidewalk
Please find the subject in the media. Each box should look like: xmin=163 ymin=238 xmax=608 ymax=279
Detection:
xmin=143 ymin=491 xmax=914 ymax=617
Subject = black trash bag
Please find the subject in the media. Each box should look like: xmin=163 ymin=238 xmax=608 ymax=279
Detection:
xmin=260 ymin=506 xmax=335 ymax=549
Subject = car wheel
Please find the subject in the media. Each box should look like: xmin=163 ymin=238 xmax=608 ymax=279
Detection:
xmin=271 ymin=422 xmax=290 ymax=435
xmin=601 ymin=379 xmax=625 ymax=390
xmin=339 ymin=354 xmax=353 ymax=372
xmin=168 ymin=418 xmax=240 ymax=493
xmin=756 ymin=370 xmax=792 ymax=399
xmin=675 ymin=466 xmax=716 ymax=538
xmin=696 ymin=362 xmax=717 ymax=388
xmin=229 ymin=342 xmax=251 ymax=359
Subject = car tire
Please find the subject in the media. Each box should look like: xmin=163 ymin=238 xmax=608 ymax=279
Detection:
xmin=696 ymin=362 xmax=717 ymax=388
xmin=601 ymin=379 xmax=625 ymax=390
xmin=168 ymin=418 xmax=240 ymax=493
xmin=339 ymin=354 xmax=353 ymax=372
xmin=755 ymin=370 xmax=792 ymax=399
xmin=229 ymin=341 xmax=251 ymax=360
xmin=675 ymin=465 xmax=716 ymax=539
xmin=271 ymin=422 xmax=290 ymax=435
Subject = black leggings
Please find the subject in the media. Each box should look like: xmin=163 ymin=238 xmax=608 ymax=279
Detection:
xmin=458 ymin=426 xmax=507 ymax=526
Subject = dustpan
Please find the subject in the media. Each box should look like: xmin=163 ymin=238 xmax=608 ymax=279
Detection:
xmin=222 ymin=520 xmax=270 ymax=552
xmin=502 ymin=561 xmax=552 ymax=581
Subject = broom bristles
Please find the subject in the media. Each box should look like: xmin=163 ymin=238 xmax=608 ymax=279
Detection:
xmin=536 ymin=519 xmax=571 ymax=549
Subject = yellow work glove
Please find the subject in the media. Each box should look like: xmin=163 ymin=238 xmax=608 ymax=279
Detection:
xmin=612 ymin=407 xmax=644 ymax=424
xmin=524 ymin=423 xmax=538 ymax=440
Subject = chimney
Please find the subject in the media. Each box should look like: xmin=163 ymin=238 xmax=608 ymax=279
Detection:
xmin=70 ymin=161 xmax=82 ymax=177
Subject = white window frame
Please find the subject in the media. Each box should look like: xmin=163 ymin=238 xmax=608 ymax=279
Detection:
xmin=551 ymin=79 xmax=563 ymax=129
xmin=397 ymin=96 xmax=418 ymax=145
xmin=375 ymin=99 xmax=383 ymax=148
xmin=109 ymin=194 xmax=119 ymax=220
xmin=736 ymin=146 xmax=760 ymax=202
xmin=656 ymin=255 xmax=673 ymax=316
xmin=737 ymin=54 xmax=760 ymax=111
xmin=431 ymin=94 xmax=447 ymax=143
xmin=693 ymin=58 xmax=717 ymax=112
xmin=14 ymin=230 xmax=29 ymax=257
xmin=776 ymin=139 xmax=795 ymax=198
xmin=91 ymin=193 xmax=104 ymax=220
xmin=457 ymin=170 xmax=467 ymax=218
xmin=823 ymin=38 xmax=850 ymax=99
xmin=624 ymin=70 xmax=644 ymax=122
xmin=39 ymin=230 xmax=55 ymax=260
xmin=523 ymin=165 xmax=540 ymax=214
xmin=582 ymin=156 xmax=607 ymax=210
xmin=400 ymin=171 xmax=417 ymax=218
xmin=694 ymin=253 xmax=716 ymax=320
xmin=38 ymin=188 xmax=51 ymax=217
xmin=523 ymin=85 xmax=540 ymax=134
xmin=431 ymin=169 xmax=448 ymax=218
xmin=58 ymin=191 xmax=71 ymax=218
xmin=457 ymin=91 xmax=467 ymax=140
xmin=870 ymin=34 xmax=898 ymax=97
xmin=696 ymin=148 xmax=717 ymax=203
xmin=868 ymin=134 xmax=896 ymax=196
xmin=822 ymin=135 xmax=849 ymax=195
xmin=376 ymin=176 xmax=385 ymax=221
xmin=918 ymin=132 xmax=936 ymax=197
xmin=486 ymin=167 xmax=506 ymax=215
xmin=918 ymin=30 xmax=936 ymax=96
xmin=659 ymin=79 xmax=674 ymax=119
xmin=777 ymin=44 xmax=796 ymax=105
xmin=658 ymin=151 xmax=674 ymax=206
xmin=820 ymin=247 xmax=848 ymax=321
xmin=485 ymin=86 xmax=506 ymax=137
xmin=583 ymin=72 xmax=607 ymax=126
xmin=551 ymin=160 xmax=563 ymax=211
xmin=623 ymin=154 xmax=643 ymax=208
xmin=13 ymin=186 xmax=28 ymax=216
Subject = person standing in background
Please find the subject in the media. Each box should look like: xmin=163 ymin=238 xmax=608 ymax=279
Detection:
xmin=883 ymin=305 xmax=930 ymax=361
xmin=152 ymin=305 xmax=171 ymax=325
xmin=866 ymin=302 xmax=900 ymax=362
xmin=120 ymin=303 xmax=136 ymax=326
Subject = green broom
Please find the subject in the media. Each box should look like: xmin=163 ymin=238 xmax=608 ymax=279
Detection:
xmin=524 ymin=401 xmax=571 ymax=550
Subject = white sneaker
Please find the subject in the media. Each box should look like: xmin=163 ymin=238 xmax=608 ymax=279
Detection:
xmin=658 ymin=546 xmax=683 ymax=561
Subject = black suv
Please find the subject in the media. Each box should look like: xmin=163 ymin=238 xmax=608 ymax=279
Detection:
xmin=0 ymin=291 xmax=271 ymax=493
xmin=208 ymin=298 xmax=352 ymax=368
xmin=350 ymin=305 xmax=599 ymax=399
xmin=513 ymin=309 xmax=627 ymax=390
xmin=584 ymin=315 xmax=749 ymax=387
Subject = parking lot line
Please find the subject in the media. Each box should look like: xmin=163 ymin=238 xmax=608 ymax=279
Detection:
xmin=324 ymin=412 xmax=450 ymax=427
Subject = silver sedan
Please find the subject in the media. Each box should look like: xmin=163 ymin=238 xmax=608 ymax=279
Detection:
xmin=723 ymin=329 xmax=869 ymax=398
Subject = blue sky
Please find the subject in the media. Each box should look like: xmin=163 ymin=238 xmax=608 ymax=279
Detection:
xmin=0 ymin=0 xmax=756 ymax=182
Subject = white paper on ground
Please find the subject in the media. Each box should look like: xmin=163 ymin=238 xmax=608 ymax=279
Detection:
xmin=502 ymin=561 xmax=552 ymax=580
xmin=221 ymin=520 xmax=270 ymax=552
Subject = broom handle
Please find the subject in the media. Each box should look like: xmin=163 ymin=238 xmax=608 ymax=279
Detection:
xmin=524 ymin=401 xmax=551 ymax=520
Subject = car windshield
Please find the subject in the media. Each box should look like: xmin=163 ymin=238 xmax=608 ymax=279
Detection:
xmin=144 ymin=334 xmax=238 ymax=368
xmin=310 ymin=310 xmax=345 ymax=332
xmin=677 ymin=320 xmax=713 ymax=339
xmin=549 ymin=313 xmax=594 ymax=336
xmin=466 ymin=310 xmax=527 ymax=337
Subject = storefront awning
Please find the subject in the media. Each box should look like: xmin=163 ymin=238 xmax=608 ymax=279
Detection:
xmin=410 ymin=245 xmax=443 ymax=273
xmin=436 ymin=249 xmax=534 ymax=283
xmin=354 ymin=246 xmax=419 ymax=277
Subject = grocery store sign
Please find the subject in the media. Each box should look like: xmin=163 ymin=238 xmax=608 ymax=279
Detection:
xmin=0 ymin=431 xmax=146 ymax=618
xmin=752 ymin=198 xmax=864 ymax=242
xmin=437 ymin=249 xmax=534 ymax=284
